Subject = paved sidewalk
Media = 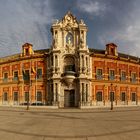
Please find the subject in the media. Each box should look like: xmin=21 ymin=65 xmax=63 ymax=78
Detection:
xmin=0 ymin=106 xmax=140 ymax=140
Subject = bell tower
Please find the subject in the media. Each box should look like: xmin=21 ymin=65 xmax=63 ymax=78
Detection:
xmin=47 ymin=12 xmax=92 ymax=108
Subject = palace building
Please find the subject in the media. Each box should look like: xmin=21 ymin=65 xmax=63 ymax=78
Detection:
xmin=0 ymin=12 xmax=140 ymax=108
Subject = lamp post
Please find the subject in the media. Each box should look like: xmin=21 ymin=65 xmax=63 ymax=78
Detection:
xmin=110 ymin=83 xmax=113 ymax=110
xmin=26 ymin=93 xmax=29 ymax=110
xmin=136 ymin=93 xmax=138 ymax=105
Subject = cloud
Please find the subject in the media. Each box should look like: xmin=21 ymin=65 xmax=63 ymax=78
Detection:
xmin=76 ymin=0 xmax=106 ymax=16
xmin=0 ymin=0 xmax=55 ymax=57
xmin=98 ymin=0 xmax=140 ymax=57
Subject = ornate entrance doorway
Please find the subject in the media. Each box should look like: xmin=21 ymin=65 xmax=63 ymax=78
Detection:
xmin=64 ymin=90 xmax=75 ymax=107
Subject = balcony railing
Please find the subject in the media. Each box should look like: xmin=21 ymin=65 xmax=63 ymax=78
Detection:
xmin=120 ymin=77 xmax=126 ymax=81
xmin=63 ymin=71 xmax=75 ymax=76
xmin=3 ymin=78 xmax=8 ymax=82
xmin=96 ymin=75 xmax=103 ymax=80
xmin=13 ymin=77 xmax=18 ymax=81
xmin=37 ymin=75 xmax=42 ymax=79
xmin=131 ymin=78 xmax=137 ymax=83
xmin=109 ymin=76 xmax=115 ymax=80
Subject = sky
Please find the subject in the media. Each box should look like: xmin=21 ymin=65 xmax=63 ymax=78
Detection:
xmin=0 ymin=0 xmax=140 ymax=57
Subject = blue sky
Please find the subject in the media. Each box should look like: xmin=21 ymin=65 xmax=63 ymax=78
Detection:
xmin=0 ymin=0 xmax=140 ymax=57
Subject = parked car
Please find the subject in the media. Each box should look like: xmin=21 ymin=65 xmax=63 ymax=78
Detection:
xmin=20 ymin=102 xmax=30 ymax=106
xmin=31 ymin=102 xmax=44 ymax=106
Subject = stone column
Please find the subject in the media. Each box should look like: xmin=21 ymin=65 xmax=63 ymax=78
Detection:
xmin=84 ymin=56 xmax=86 ymax=68
xmin=136 ymin=87 xmax=140 ymax=105
xmin=84 ymin=83 xmax=86 ymax=103
xmin=79 ymin=55 xmax=82 ymax=73
xmin=53 ymin=82 xmax=56 ymax=105
xmin=10 ymin=86 xmax=12 ymax=105
xmin=53 ymin=55 xmax=55 ymax=68
xmin=93 ymin=84 xmax=96 ymax=105
xmin=80 ymin=82 xmax=83 ymax=106
xmin=116 ymin=86 xmax=120 ymax=105
xmin=103 ymin=85 xmax=108 ymax=106
xmin=127 ymin=87 xmax=130 ymax=105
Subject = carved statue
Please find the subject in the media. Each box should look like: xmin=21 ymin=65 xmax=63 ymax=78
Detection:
xmin=68 ymin=36 xmax=71 ymax=45
xmin=80 ymin=19 xmax=85 ymax=25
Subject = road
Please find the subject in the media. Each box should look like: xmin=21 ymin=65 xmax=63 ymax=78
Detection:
xmin=0 ymin=106 xmax=140 ymax=140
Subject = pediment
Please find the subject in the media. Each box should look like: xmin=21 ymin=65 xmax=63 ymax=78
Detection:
xmin=57 ymin=11 xmax=79 ymax=30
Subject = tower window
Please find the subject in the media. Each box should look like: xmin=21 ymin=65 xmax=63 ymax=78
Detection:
xmin=111 ymin=48 xmax=114 ymax=55
xmin=55 ymin=31 xmax=57 ymax=35
xmin=25 ymin=48 xmax=29 ymax=55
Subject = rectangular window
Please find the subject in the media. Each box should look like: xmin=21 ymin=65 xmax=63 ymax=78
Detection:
xmin=96 ymin=92 xmax=102 ymax=101
xmin=25 ymin=48 xmax=29 ymax=55
xmin=110 ymin=92 xmax=115 ymax=101
xmin=121 ymin=92 xmax=126 ymax=101
xmin=131 ymin=73 xmax=136 ymax=83
xmin=13 ymin=71 xmax=18 ymax=81
xmin=23 ymin=70 xmax=30 ymax=81
xmin=131 ymin=93 xmax=136 ymax=101
xmin=25 ymin=92 xmax=29 ymax=102
xmin=96 ymin=69 xmax=103 ymax=80
xmin=36 ymin=91 xmax=42 ymax=102
xmin=37 ymin=69 xmax=42 ymax=79
xmin=13 ymin=92 xmax=18 ymax=101
xmin=82 ymin=83 xmax=84 ymax=101
xmin=121 ymin=71 xmax=126 ymax=81
xmin=3 ymin=92 xmax=8 ymax=101
xmin=109 ymin=70 xmax=115 ymax=80
xmin=3 ymin=73 xmax=8 ymax=82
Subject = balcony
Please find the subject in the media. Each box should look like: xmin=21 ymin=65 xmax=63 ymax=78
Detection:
xmin=96 ymin=75 xmax=103 ymax=80
xmin=13 ymin=77 xmax=19 ymax=81
xmin=63 ymin=71 xmax=75 ymax=86
xmin=120 ymin=77 xmax=126 ymax=81
xmin=109 ymin=76 xmax=115 ymax=80
xmin=3 ymin=78 xmax=8 ymax=82
xmin=131 ymin=78 xmax=137 ymax=83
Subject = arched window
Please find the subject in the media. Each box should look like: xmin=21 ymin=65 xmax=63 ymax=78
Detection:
xmin=64 ymin=56 xmax=75 ymax=72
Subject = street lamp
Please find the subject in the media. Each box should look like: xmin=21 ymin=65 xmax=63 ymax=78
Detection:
xmin=136 ymin=93 xmax=138 ymax=105
xmin=110 ymin=83 xmax=113 ymax=110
